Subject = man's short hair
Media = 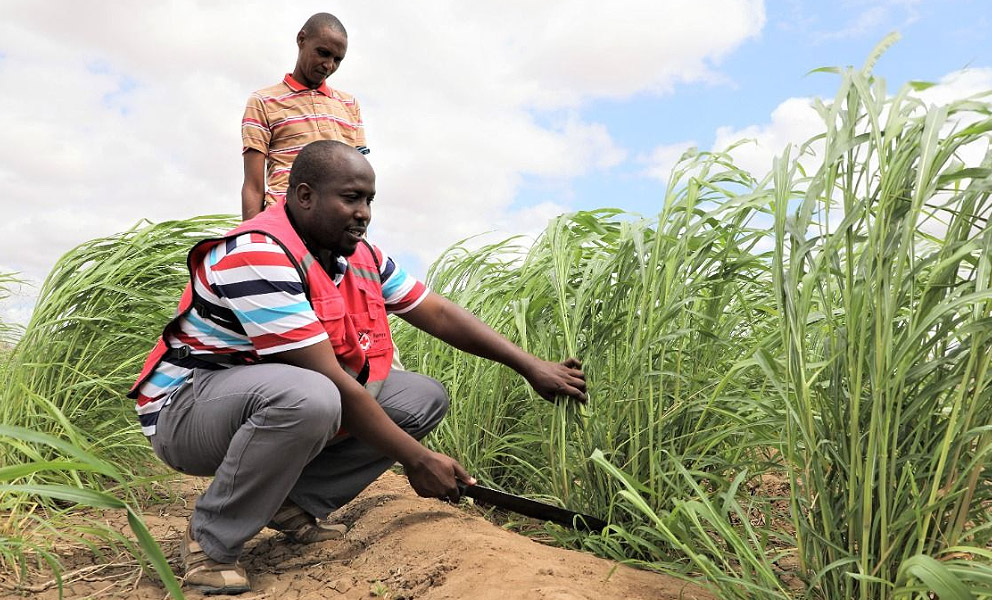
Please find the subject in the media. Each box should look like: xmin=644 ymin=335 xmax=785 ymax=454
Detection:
xmin=302 ymin=13 xmax=347 ymax=37
xmin=288 ymin=140 xmax=354 ymax=194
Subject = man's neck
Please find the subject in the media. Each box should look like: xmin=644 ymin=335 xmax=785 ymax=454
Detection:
xmin=284 ymin=206 xmax=344 ymax=275
xmin=290 ymin=70 xmax=322 ymax=90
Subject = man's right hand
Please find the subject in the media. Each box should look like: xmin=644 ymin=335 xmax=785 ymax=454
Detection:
xmin=522 ymin=356 xmax=587 ymax=403
xmin=403 ymin=450 xmax=475 ymax=502
xmin=276 ymin=340 xmax=472 ymax=504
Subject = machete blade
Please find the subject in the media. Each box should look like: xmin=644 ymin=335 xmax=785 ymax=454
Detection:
xmin=458 ymin=482 xmax=606 ymax=532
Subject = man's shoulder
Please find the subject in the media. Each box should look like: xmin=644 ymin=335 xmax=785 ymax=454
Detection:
xmin=357 ymin=239 xmax=385 ymax=266
xmin=199 ymin=232 xmax=302 ymax=283
xmin=248 ymin=80 xmax=293 ymax=102
xmin=325 ymin=85 xmax=358 ymax=103
xmin=203 ymin=231 xmax=286 ymax=263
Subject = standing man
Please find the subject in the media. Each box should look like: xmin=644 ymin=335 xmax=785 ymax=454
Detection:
xmin=129 ymin=141 xmax=587 ymax=595
xmin=242 ymin=12 xmax=408 ymax=369
xmin=241 ymin=12 xmax=368 ymax=221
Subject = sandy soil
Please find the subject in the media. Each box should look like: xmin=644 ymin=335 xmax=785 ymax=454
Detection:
xmin=1 ymin=471 xmax=714 ymax=600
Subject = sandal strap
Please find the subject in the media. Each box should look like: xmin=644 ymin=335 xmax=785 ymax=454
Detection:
xmin=292 ymin=520 xmax=348 ymax=543
xmin=268 ymin=501 xmax=347 ymax=543
xmin=269 ymin=503 xmax=312 ymax=534
xmin=184 ymin=537 xmax=204 ymax=556
xmin=185 ymin=560 xmax=250 ymax=592
xmin=181 ymin=524 xmax=210 ymax=567
xmin=186 ymin=560 xmax=246 ymax=575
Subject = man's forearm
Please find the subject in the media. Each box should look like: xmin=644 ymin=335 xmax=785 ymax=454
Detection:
xmin=241 ymin=187 xmax=264 ymax=221
xmin=335 ymin=376 xmax=431 ymax=467
xmin=400 ymin=292 xmax=588 ymax=403
xmin=241 ymin=149 xmax=266 ymax=221
xmin=402 ymin=294 xmax=536 ymax=376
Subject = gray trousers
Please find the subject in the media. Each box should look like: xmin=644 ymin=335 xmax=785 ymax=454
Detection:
xmin=150 ymin=363 xmax=448 ymax=563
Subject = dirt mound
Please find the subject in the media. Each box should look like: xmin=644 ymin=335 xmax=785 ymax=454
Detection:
xmin=2 ymin=471 xmax=713 ymax=600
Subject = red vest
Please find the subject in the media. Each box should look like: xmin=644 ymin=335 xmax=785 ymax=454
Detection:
xmin=128 ymin=202 xmax=393 ymax=399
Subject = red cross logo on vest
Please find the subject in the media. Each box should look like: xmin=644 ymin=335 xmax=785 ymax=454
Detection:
xmin=358 ymin=331 xmax=372 ymax=351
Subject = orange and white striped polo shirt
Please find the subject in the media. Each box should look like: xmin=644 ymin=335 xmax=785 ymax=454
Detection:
xmin=242 ymin=74 xmax=368 ymax=207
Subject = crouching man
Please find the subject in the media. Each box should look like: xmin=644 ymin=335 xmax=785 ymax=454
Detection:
xmin=127 ymin=140 xmax=587 ymax=594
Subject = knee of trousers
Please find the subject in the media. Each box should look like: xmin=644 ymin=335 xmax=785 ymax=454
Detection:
xmin=264 ymin=367 xmax=342 ymax=441
xmin=409 ymin=376 xmax=450 ymax=438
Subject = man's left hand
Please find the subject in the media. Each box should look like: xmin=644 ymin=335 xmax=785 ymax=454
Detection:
xmin=524 ymin=357 xmax=587 ymax=403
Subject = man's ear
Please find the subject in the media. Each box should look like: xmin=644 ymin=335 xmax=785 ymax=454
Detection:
xmin=295 ymin=183 xmax=315 ymax=209
xmin=297 ymin=29 xmax=306 ymax=48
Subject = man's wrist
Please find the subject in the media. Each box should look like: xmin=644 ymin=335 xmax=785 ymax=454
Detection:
xmin=509 ymin=351 xmax=540 ymax=380
xmin=396 ymin=441 xmax=431 ymax=471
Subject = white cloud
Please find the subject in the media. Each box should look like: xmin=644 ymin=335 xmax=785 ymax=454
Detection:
xmin=0 ymin=0 xmax=765 ymax=318
xmin=0 ymin=298 xmax=34 ymax=331
xmin=814 ymin=0 xmax=921 ymax=42
xmin=640 ymin=142 xmax=700 ymax=182
xmin=917 ymin=68 xmax=992 ymax=107
xmin=639 ymin=97 xmax=823 ymax=183
xmin=0 ymin=270 xmax=35 ymax=330
xmin=650 ymin=67 xmax=992 ymax=184
xmin=712 ymin=96 xmax=824 ymax=178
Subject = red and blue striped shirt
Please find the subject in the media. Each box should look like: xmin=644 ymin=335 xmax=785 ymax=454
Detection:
xmin=134 ymin=233 xmax=427 ymax=435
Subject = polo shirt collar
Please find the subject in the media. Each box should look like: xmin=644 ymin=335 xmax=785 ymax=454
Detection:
xmin=283 ymin=73 xmax=332 ymax=97
xmin=312 ymin=248 xmax=350 ymax=286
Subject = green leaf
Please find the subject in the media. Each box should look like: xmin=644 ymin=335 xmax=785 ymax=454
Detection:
xmin=807 ymin=66 xmax=841 ymax=76
xmin=0 ymin=483 xmax=128 ymax=508
xmin=0 ymin=425 xmax=120 ymax=479
xmin=896 ymin=555 xmax=973 ymax=599
xmin=0 ymin=483 xmax=185 ymax=599
xmin=937 ymin=168 xmax=992 ymax=186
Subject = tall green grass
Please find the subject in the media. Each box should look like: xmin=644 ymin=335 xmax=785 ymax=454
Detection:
xmin=0 ymin=425 xmax=184 ymax=599
xmin=402 ymin=53 xmax=992 ymax=599
xmin=396 ymin=146 xmax=780 ymax=562
xmin=1 ymin=216 xmax=234 ymax=598
xmin=1 ymin=215 xmax=236 ymax=491
xmin=0 ymin=272 xmax=24 ymax=348
xmin=761 ymin=60 xmax=992 ymax=598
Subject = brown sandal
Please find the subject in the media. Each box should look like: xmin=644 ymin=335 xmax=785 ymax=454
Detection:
xmin=267 ymin=500 xmax=348 ymax=543
xmin=181 ymin=523 xmax=251 ymax=595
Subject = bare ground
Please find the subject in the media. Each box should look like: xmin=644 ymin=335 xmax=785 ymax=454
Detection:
xmin=1 ymin=471 xmax=714 ymax=600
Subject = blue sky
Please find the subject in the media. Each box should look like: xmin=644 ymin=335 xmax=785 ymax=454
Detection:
xmin=1 ymin=1 xmax=990 ymax=325
xmin=517 ymin=0 xmax=992 ymax=218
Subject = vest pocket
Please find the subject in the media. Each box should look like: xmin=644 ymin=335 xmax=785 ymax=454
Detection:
xmin=353 ymin=275 xmax=387 ymax=321
xmin=350 ymin=277 xmax=390 ymax=357
xmin=348 ymin=310 xmax=390 ymax=357
xmin=311 ymin=296 xmax=347 ymax=345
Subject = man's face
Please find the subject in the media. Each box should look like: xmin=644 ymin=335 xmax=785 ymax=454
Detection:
xmin=300 ymin=154 xmax=375 ymax=257
xmin=294 ymin=26 xmax=348 ymax=88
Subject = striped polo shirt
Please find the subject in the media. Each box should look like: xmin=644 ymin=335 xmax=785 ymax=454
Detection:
xmin=134 ymin=233 xmax=427 ymax=436
xmin=242 ymin=74 xmax=368 ymax=207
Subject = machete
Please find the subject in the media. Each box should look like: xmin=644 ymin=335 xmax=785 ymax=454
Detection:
xmin=457 ymin=482 xmax=607 ymax=532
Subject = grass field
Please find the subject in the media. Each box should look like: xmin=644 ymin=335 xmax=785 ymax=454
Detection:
xmin=1 ymin=57 xmax=990 ymax=599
